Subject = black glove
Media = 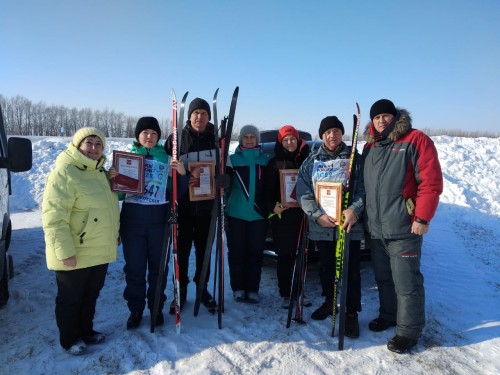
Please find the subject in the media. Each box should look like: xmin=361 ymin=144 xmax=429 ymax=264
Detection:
xmin=215 ymin=173 xmax=231 ymax=189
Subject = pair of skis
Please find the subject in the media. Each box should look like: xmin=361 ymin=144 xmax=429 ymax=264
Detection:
xmin=332 ymin=103 xmax=361 ymax=350
xmin=150 ymin=90 xmax=188 ymax=334
xmin=194 ymin=87 xmax=239 ymax=330
xmin=286 ymin=215 xmax=309 ymax=328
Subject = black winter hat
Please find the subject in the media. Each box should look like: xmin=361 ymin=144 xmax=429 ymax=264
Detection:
xmin=135 ymin=117 xmax=161 ymax=140
xmin=370 ymin=99 xmax=397 ymax=120
xmin=318 ymin=116 xmax=344 ymax=138
xmin=188 ymin=98 xmax=211 ymax=121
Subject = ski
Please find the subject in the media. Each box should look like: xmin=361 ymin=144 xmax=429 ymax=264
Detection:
xmin=178 ymin=91 xmax=189 ymax=153
xmin=286 ymin=215 xmax=308 ymax=328
xmin=193 ymin=88 xmax=220 ymax=317
xmin=193 ymin=87 xmax=239 ymax=325
xmin=211 ymin=88 xmax=220 ymax=313
xmin=170 ymin=89 xmax=182 ymax=334
xmin=294 ymin=217 xmax=309 ymax=324
xmin=217 ymin=86 xmax=238 ymax=328
xmin=150 ymin=91 xmax=188 ymax=333
xmin=331 ymin=103 xmax=361 ymax=346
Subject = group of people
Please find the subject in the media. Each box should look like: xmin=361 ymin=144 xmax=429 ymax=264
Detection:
xmin=42 ymin=97 xmax=443 ymax=356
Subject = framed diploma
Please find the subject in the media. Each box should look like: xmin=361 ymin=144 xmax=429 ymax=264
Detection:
xmin=279 ymin=169 xmax=299 ymax=207
xmin=188 ymin=161 xmax=216 ymax=201
xmin=111 ymin=150 xmax=145 ymax=194
xmin=315 ymin=181 xmax=343 ymax=223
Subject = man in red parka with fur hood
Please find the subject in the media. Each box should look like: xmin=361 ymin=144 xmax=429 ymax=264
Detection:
xmin=362 ymin=99 xmax=443 ymax=354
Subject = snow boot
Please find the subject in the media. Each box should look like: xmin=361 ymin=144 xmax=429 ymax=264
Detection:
xmin=344 ymin=312 xmax=360 ymax=338
xmin=281 ymin=297 xmax=290 ymax=309
xmin=65 ymin=340 xmax=87 ymax=356
xmin=200 ymin=286 xmax=217 ymax=312
xmin=368 ymin=317 xmax=396 ymax=332
xmin=311 ymin=299 xmax=335 ymax=320
xmin=126 ymin=311 xmax=143 ymax=330
xmin=387 ymin=335 xmax=417 ymax=354
xmin=246 ymin=292 xmax=260 ymax=304
xmin=152 ymin=310 xmax=164 ymax=327
xmin=82 ymin=330 xmax=105 ymax=345
xmin=234 ymin=290 xmax=246 ymax=302
xmin=302 ymin=295 xmax=312 ymax=307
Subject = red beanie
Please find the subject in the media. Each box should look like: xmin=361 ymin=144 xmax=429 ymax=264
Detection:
xmin=278 ymin=125 xmax=299 ymax=143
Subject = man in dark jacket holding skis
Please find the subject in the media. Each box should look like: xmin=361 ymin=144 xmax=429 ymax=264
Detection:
xmin=165 ymin=98 xmax=218 ymax=314
xmin=362 ymin=99 xmax=443 ymax=354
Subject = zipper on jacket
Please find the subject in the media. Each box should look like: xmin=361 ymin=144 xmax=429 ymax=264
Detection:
xmin=80 ymin=232 xmax=86 ymax=244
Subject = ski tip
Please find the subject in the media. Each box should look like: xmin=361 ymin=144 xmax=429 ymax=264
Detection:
xmin=213 ymin=88 xmax=219 ymax=99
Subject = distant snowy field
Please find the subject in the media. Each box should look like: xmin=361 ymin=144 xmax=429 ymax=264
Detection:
xmin=1 ymin=135 xmax=499 ymax=375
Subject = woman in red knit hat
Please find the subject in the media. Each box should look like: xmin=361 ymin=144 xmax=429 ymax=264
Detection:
xmin=264 ymin=125 xmax=311 ymax=308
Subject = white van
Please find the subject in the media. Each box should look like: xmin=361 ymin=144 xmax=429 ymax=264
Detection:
xmin=0 ymin=104 xmax=32 ymax=307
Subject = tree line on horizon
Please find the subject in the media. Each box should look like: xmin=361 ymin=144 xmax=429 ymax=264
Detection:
xmin=0 ymin=94 xmax=173 ymax=140
xmin=1 ymin=95 xmax=498 ymax=139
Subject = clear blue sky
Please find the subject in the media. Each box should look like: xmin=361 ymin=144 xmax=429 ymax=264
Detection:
xmin=2 ymin=0 xmax=500 ymax=137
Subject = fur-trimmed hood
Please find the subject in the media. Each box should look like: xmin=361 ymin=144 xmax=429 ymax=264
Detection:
xmin=363 ymin=108 xmax=412 ymax=144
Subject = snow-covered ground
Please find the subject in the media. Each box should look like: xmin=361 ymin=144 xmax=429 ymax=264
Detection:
xmin=0 ymin=135 xmax=499 ymax=375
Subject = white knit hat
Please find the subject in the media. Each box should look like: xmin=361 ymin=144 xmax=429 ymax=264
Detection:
xmin=72 ymin=127 xmax=106 ymax=149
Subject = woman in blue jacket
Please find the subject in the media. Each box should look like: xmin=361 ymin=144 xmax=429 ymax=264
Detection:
xmin=226 ymin=125 xmax=269 ymax=304
xmin=118 ymin=117 xmax=187 ymax=330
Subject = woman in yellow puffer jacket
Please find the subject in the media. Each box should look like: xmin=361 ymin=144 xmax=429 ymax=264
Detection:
xmin=42 ymin=127 xmax=119 ymax=355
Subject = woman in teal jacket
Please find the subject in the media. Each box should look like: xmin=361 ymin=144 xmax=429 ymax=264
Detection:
xmin=42 ymin=127 xmax=119 ymax=355
xmin=226 ymin=125 xmax=269 ymax=304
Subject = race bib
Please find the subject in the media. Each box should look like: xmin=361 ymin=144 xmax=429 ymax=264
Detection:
xmin=312 ymin=158 xmax=349 ymax=191
xmin=124 ymin=159 xmax=169 ymax=205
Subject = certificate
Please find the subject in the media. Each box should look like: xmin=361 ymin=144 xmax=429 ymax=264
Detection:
xmin=188 ymin=161 xmax=215 ymax=201
xmin=279 ymin=169 xmax=299 ymax=207
xmin=111 ymin=150 xmax=145 ymax=194
xmin=315 ymin=181 xmax=343 ymax=223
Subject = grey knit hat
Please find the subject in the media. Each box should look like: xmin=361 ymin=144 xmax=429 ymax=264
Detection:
xmin=239 ymin=125 xmax=261 ymax=145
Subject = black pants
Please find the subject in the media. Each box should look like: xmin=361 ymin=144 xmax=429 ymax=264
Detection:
xmin=227 ymin=217 xmax=268 ymax=293
xmin=369 ymin=236 xmax=424 ymax=339
xmin=272 ymin=221 xmax=302 ymax=297
xmin=315 ymin=239 xmax=361 ymax=312
xmin=55 ymin=263 xmax=108 ymax=349
xmin=121 ymin=220 xmax=168 ymax=313
xmin=177 ymin=213 xmax=212 ymax=289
